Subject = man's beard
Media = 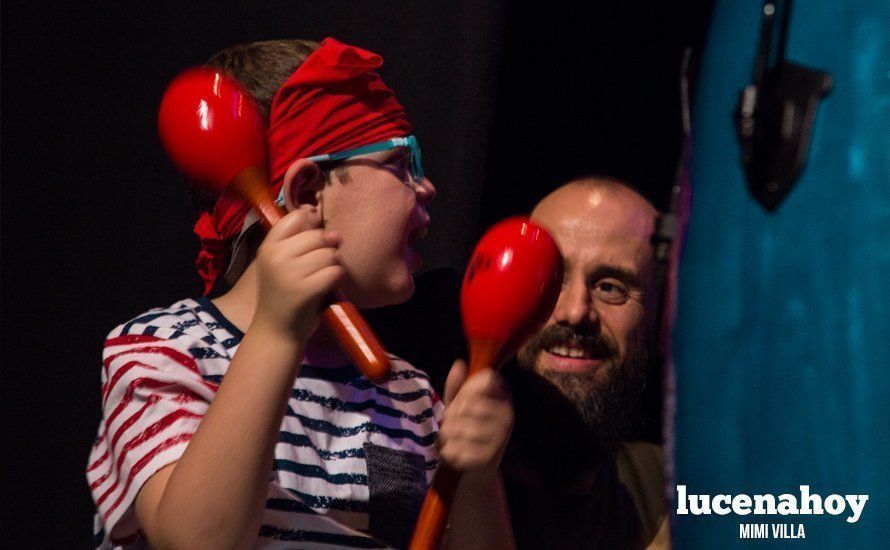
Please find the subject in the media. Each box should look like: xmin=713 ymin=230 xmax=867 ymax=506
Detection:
xmin=516 ymin=323 xmax=649 ymax=452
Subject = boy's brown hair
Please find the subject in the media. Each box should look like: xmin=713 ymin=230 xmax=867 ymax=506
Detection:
xmin=187 ymin=39 xmax=320 ymax=215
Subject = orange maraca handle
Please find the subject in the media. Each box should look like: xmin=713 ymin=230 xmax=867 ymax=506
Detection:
xmin=230 ymin=168 xmax=392 ymax=383
xmin=322 ymin=296 xmax=391 ymax=382
xmin=410 ymin=464 xmax=461 ymax=550
xmin=409 ymin=341 xmax=498 ymax=550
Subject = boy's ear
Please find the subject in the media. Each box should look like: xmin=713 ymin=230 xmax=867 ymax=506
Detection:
xmin=281 ymin=158 xmax=325 ymax=211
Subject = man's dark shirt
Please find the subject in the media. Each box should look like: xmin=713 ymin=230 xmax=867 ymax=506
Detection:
xmin=501 ymin=367 xmax=668 ymax=549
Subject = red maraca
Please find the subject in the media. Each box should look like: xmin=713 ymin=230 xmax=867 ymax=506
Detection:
xmin=409 ymin=216 xmax=563 ymax=550
xmin=157 ymin=67 xmax=391 ymax=382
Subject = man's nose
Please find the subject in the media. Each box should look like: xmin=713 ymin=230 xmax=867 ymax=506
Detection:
xmin=553 ymin=277 xmax=597 ymax=328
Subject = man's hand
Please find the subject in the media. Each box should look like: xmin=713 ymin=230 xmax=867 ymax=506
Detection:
xmin=253 ymin=206 xmax=346 ymax=341
xmin=438 ymin=360 xmax=514 ymax=475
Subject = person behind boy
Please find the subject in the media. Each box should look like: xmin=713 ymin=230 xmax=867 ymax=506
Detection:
xmin=503 ymin=178 xmax=668 ymax=549
xmin=87 ymin=38 xmax=514 ymax=549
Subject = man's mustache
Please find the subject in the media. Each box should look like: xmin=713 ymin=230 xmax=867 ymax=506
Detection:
xmin=526 ymin=323 xmax=619 ymax=361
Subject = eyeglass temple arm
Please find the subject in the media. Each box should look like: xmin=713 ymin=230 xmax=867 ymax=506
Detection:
xmin=307 ymin=137 xmax=409 ymax=164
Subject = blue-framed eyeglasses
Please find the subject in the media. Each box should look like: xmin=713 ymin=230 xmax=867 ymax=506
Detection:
xmin=309 ymin=135 xmax=424 ymax=184
xmin=276 ymin=135 xmax=424 ymax=206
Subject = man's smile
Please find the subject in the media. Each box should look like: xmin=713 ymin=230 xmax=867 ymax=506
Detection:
xmin=540 ymin=342 xmax=606 ymax=373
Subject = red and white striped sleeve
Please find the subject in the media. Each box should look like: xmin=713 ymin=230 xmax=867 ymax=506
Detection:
xmin=86 ymin=330 xmax=218 ymax=544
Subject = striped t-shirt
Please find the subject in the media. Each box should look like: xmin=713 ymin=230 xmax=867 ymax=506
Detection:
xmin=87 ymin=297 xmax=443 ymax=549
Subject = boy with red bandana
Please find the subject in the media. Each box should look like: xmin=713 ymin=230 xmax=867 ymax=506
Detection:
xmin=87 ymin=38 xmax=514 ymax=549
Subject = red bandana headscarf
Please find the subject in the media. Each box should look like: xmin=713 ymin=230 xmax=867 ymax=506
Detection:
xmin=193 ymin=37 xmax=413 ymax=294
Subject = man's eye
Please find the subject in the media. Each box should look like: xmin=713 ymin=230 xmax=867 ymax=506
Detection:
xmin=593 ymin=280 xmax=628 ymax=304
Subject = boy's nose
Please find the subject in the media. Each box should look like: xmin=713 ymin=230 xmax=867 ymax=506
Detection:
xmin=416 ymin=177 xmax=436 ymax=205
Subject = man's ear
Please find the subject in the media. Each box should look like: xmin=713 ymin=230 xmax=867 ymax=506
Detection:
xmin=281 ymin=158 xmax=325 ymax=211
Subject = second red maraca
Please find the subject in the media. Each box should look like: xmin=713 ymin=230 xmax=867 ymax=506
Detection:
xmin=409 ymin=216 xmax=563 ymax=550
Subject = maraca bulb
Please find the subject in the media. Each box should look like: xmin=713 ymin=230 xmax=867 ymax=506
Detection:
xmin=158 ymin=67 xmax=267 ymax=191
xmin=461 ymin=216 xmax=563 ymax=370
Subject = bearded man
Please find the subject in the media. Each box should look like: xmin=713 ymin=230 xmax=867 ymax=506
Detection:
xmin=502 ymin=177 xmax=670 ymax=549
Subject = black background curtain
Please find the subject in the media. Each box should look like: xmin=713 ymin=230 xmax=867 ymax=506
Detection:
xmin=1 ymin=1 xmax=712 ymax=546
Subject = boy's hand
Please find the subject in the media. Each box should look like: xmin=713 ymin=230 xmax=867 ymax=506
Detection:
xmin=253 ymin=206 xmax=346 ymax=341
xmin=438 ymin=360 xmax=514 ymax=475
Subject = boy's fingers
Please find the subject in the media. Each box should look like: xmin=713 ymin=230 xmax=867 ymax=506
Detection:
xmin=285 ymin=247 xmax=339 ymax=278
xmin=452 ymin=397 xmax=510 ymax=421
xmin=456 ymin=369 xmax=507 ymax=400
xmin=280 ymin=229 xmax=340 ymax=258
xmin=300 ymin=264 xmax=347 ymax=301
xmin=322 ymin=230 xmax=341 ymax=247
xmin=443 ymin=359 xmax=468 ymax=406
xmin=266 ymin=206 xmax=322 ymax=242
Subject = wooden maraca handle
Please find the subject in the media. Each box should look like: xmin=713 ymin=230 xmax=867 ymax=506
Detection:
xmin=230 ymin=168 xmax=392 ymax=383
xmin=410 ymin=463 xmax=461 ymax=550
xmin=322 ymin=295 xmax=390 ymax=382
xmin=409 ymin=341 xmax=498 ymax=550
xmin=411 ymin=217 xmax=563 ymax=549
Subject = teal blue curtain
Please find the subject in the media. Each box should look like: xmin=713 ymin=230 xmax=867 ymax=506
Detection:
xmin=674 ymin=1 xmax=890 ymax=548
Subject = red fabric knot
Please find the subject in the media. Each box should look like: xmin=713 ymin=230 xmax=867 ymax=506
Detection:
xmin=193 ymin=189 xmax=252 ymax=294
xmin=267 ymin=37 xmax=412 ymax=193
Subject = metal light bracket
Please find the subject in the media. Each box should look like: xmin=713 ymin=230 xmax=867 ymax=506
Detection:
xmin=735 ymin=0 xmax=833 ymax=211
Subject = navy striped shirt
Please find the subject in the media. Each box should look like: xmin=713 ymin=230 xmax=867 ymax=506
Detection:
xmin=87 ymin=297 xmax=443 ymax=549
